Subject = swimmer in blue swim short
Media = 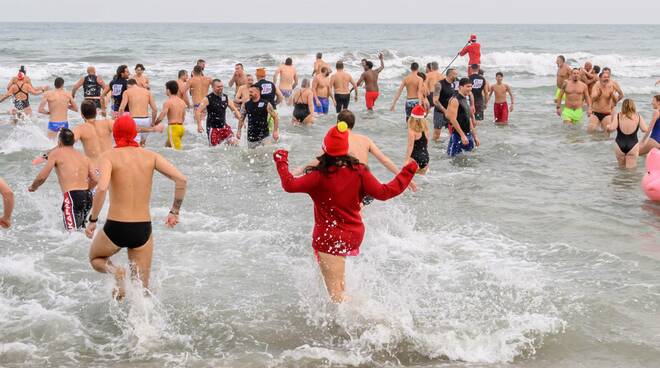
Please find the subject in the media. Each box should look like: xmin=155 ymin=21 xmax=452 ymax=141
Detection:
xmin=38 ymin=77 xmax=77 ymax=139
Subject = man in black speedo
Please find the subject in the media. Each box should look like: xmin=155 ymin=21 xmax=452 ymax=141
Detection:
xmin=194 ymin=79 xmax=242 ymax=146
xmin=237 ymin=85 xmax=280 ymax=149
xmin=432 ymin=68 xmax=458 ymax=141
xmin=72 ymin=66 xmax=108 ymax=115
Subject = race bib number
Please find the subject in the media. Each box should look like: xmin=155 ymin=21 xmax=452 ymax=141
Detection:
xmin=261 ymin=84 xmax=273 ymax=95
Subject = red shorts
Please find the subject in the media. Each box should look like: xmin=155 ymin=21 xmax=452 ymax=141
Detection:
xmin=494 ymin=102 xmax=509 ymax=123
xmin=365 ymin=91 xmax=379 ymax=110
xmin=208 ymin=125 xmax=234 ymax=146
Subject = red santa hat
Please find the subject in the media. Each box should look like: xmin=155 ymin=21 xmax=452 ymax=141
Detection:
xmin=410 ymin=104 xmax=426 ymax=119
xmin=322 ymin=121 xmax=349 ymax=156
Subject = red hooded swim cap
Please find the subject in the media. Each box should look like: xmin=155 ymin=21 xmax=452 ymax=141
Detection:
xmin=322 ymin=121 xmax=349 ymax=156
xmin=113 ymin=115 xmax=140 ymax=148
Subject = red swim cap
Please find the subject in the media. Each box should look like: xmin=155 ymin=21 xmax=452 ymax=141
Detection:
xmin=17 ymin=72 xmax=25 ymax=81
xmin=410 ymin=104 xmax=426 ymax=119
xmin=322 ymin=121 xmax=349 ymax=156
xmin=113 ymin=115 xmax=140 ymax=148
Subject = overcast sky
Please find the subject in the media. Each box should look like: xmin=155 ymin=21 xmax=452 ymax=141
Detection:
xmin=2 ymin=0 xmax=658 ymax=23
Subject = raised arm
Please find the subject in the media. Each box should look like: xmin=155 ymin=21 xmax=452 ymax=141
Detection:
xmin=273 ymin=150 xmax=319 ymax=193
xmin=361 ymin=161 xmax=417 ymax=201
xmin=154 ymin=153 xmax=187 ymax=227
xmin=375 ymin=54 xmax=385 ymax=73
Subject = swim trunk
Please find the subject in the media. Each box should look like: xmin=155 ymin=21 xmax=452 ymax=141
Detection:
xmin=207 ymin=125 xmax=234 ymax=146
xmin=555 ymin=88 xmax=566 ymax=102
xmin=447 ymin=131 xmax=475 ymax=157
xmin=62 ymin=190 xmax=92 ymax=230
xmin=494 ymin=102 xmax=509 ymax=123
xmin=334 ymin=93 xmax=350 ymax=113
xmin=562 ymin=107 xmax=584 ymax=124
xmin=365 ymin=91 xmax=379 ymax=110
xmin=314 ymin=97 xmax=329 ymax=114
xmin=14 ymin=99 xmax=29 ymax=110
xmin=133 ymin=117 xmax=151 ymax=143
xmin=433 ymin=109 xmax=448 ymax=129
xmin=167 ymin=123 xmax=185 ymax=150
xmin=405 ymin=99 xmax=419 ymax=122
xmin=593 ymin=111 xmax=610 ymax=122
xmin=103 ymin=220 xmax=152 ymax=248
xmin=281 ymin=89 xmax=292 ymax=98
xmin=48 ymin=121 xmax=69 ymax=132
xmin=84 ymin=98 xmax=102 ymax=109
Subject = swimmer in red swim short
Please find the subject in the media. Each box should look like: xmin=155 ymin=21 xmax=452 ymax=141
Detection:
xmin=274 ymin=121 xmax=418 ymax=303
xmin=357 ymin=53 xmax=385 ymax=111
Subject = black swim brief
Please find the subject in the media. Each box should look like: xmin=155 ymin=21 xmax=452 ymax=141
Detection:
xmin=103 ymin=220 xmax=152 ymax=248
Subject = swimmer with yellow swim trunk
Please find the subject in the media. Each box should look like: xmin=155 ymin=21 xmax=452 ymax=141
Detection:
xmin=556 ymin=68 xmax=592 ymax=125
xmin=155 ymin=80 xmax=187 ymax=150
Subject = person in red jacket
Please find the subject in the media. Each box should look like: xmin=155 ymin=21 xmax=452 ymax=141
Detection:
xmin=274 ymin=122 xmax=418 ymax=303
xmin=459 ymin=34 xmax=481 ymax=74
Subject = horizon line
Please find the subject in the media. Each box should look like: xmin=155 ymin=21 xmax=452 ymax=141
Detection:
xmin=0 ymin=21 xmax=655 ymax=25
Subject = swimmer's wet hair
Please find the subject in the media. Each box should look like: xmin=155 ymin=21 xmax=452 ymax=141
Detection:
xmin=301 ymin=78 xmax=310 ymax=88
xmin=178 ymin=70 xmax=187 ymax=78
xmin=337 ymin=110 xmax=355 ymax=129
xmin=496 ymin=72 xmax=504 ymax=77
xmin=365 ymin=61 xmax=374 ymax=69
xmin=59 ymin=128 xmax=75 ymax=146
xmin=654 ymin=95 xmax=660 ymax=102
xmin=193 ymin=65 xmax=203 ymax=75
xmin=135 ymin=63 xmax=145 ymax=71
xmin=446 ymin=68 xmax=456 ymax=76
xmin=212 ymin=79 xmax=222 ymax=84
xmin=54 ymin=77 xmax=64 ymax=88
xmin=558 ymin=55 xmax=566 ymax=62
xmin=166 ymin=80 xmax=179 ymax=95
xmin=81 ymin=100 xmax=97 ymax=119
xmin=316 ymin=52 xmax=322 ymax=59
xmin=471 ymin=64 xmax=480 ymax=71
xmin=411 ymin=62 xmax=419 ymax=71
xmin=285 ymin=58 xmax=293 ymax=66
xmin=431 ymin=61 xmax=439 ymax=70
xmin=127 ymin=79 xmax=137 ymax=85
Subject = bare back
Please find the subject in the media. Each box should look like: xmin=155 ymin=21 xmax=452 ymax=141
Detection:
xmin=278 ymin=65 xmax=297 ymax=90
xmin=403 ymin=73 xmax=422 ymax=99
xmin=51 ymin=147 xmax=93 ymax=193
xmin=189 ymin=76 xmax=211 ymax=105
xmin=167 ymin=97 xmax=187 ymax=124
xmin=46 ymin=90 xmax=73 ymax=121
xmin=348 ymin=133 xmax=371 ymax=163
xmin=102 ymin=148 xmax=156 ymax=221
xmin=557 ymin=64 xmax=571 ymax=88
xmin=74 ymin=120 xmax=114 ymax=163
xmin=126 ymin=87 xmax=152 ymax=117
xmin=362 ymin=70 xmax=380 ymax=92
xmin=331 ymin=71 xmax=352 ymax=94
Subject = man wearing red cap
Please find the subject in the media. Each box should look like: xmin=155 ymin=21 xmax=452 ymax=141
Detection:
xmin=274 ymin=122 xmax=418 ymax=303
xmin=459 ymin=34 xmax=481 ymax=74
xmin=86 ymin=115 xmax=188 ymax=300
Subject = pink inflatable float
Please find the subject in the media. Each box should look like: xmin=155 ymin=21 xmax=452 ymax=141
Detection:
xmin=642 ymin=148 xmax=660 ymax=201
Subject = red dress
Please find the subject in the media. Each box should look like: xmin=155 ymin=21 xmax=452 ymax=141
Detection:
xmin=275 ymin=154 xmax=417 ymax=256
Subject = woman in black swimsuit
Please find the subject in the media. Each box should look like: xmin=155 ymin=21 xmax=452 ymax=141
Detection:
xmin=291 ymin=79 xmax=314 ymax=126
xmin=0 ymin=74 xmax=45 ymax=119
xmin=404 ymin=104 xmax=431 ymax=174
xmin=607 ymin=99 xmax=648 ymax=168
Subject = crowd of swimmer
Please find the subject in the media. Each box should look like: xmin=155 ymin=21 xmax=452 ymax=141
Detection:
xmin=554 ymin=55 xmax=660 ymax=167
xmin=1 ymin=42 xmax=660 ymax=302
